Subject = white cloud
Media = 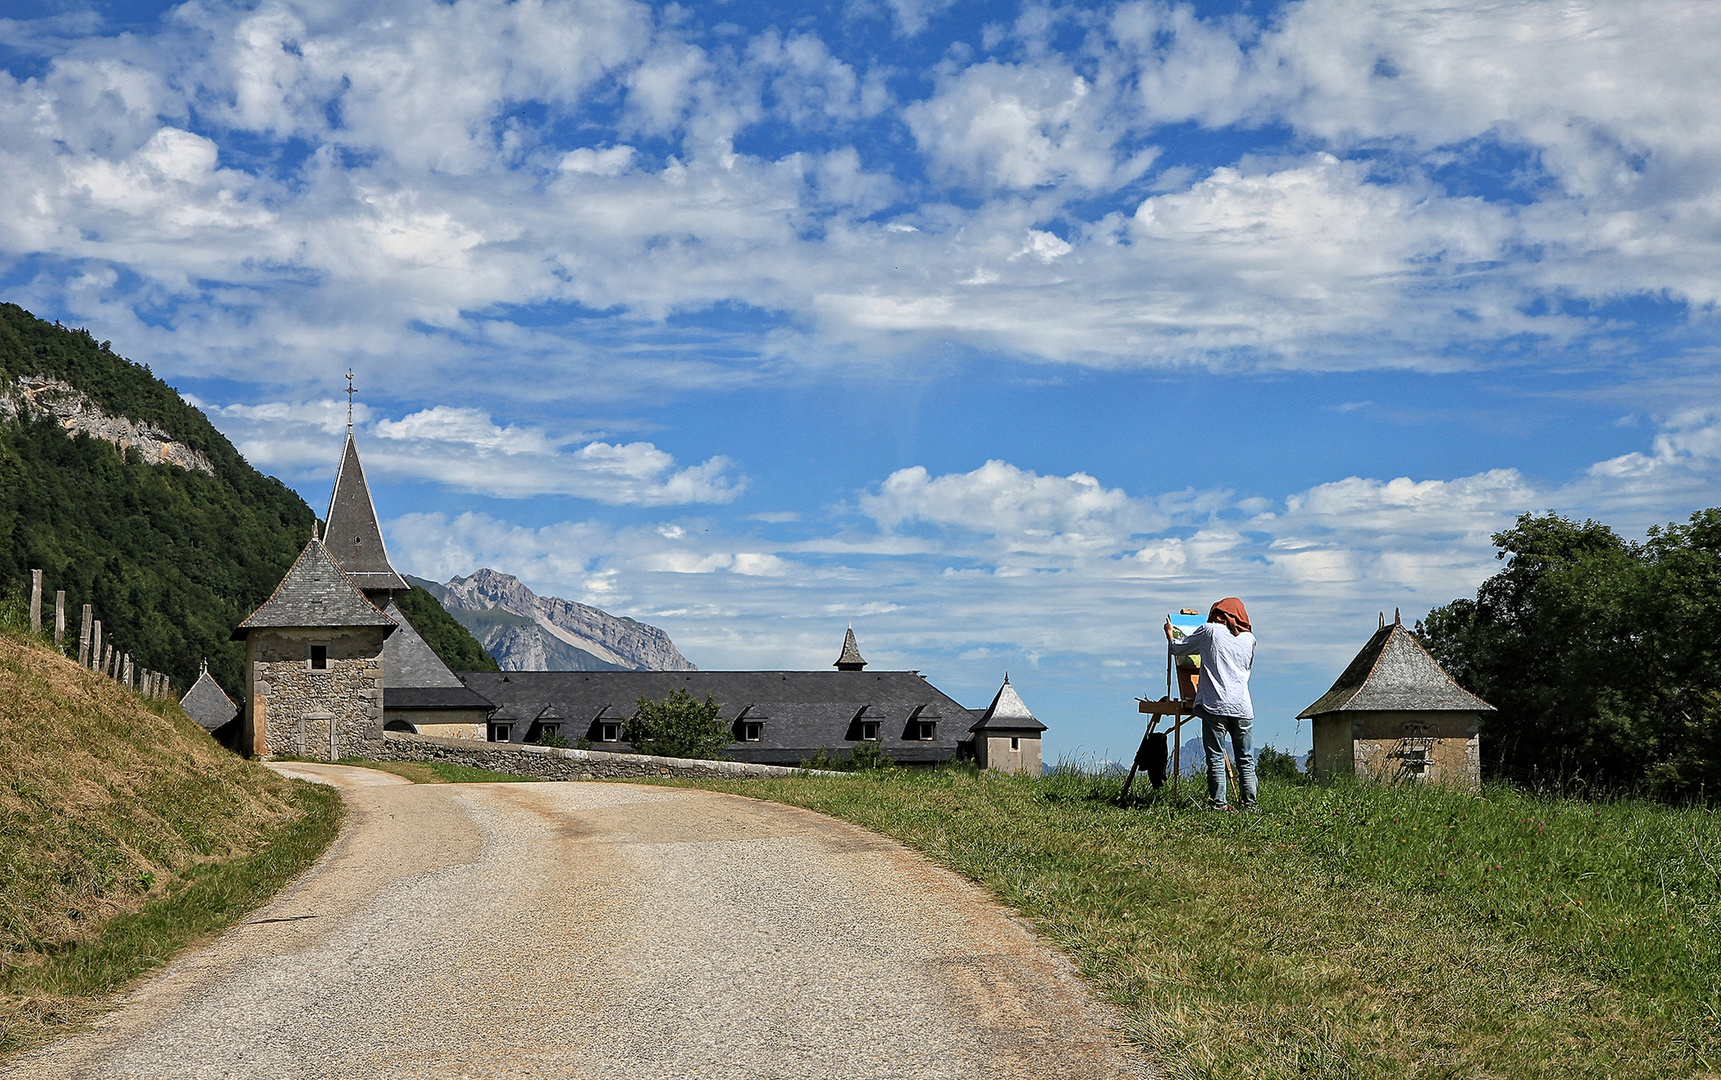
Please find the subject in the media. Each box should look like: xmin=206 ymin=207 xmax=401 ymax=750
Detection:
xmin=202 ymin=398 xmax=744 ymax=505
xmin=2 ymin=0 xmax=1719 ymax=398
xmin=906 ymin=59 xmax=1150 ymax=192
xmin=860 ymin=460 xmax=1162 ymax=552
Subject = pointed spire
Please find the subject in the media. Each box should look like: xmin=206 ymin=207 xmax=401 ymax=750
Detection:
xmin=324 ymin=430 xmax=408 ymax=594
xmin=834 ymin=625 xmax=867 ymax=671
xmin=1379 ymin=611 xmax=1385 ymax=629
xmin=1394 ymin=607 xmax=1402 ymax=626
xmin=970 ymin=675 xmax=1046 ymax=732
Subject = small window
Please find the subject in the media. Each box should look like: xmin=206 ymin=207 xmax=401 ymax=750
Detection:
xmin=489 ymin=723 xmax=512 ymax=743
xmin=741 ymin=722 xmax=762 ymax=742
xmin=599 ymin=723 xmax=620 ymax=742
xmin=309 ymin=644 xmax=328 ymax=670
xmin=859 ymin=721 xmax=879 ymax=741
xmin=915 ymin=721 xmax=936 ymax=742
xmin=1011 ymin=737 xmax=1019 ymax=751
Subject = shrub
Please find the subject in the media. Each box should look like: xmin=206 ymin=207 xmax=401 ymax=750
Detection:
xmin=849 ymin=741 xmax=893 ymax=772
xmin=1257 ymin=745 xmax=1304 ymax=783
xmin=531 ymin=729 xmax=571 ymax=749
xmin=623 ymin=689 xmax=732 ymax=759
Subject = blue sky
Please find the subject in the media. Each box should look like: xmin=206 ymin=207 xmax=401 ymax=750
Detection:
xmin=3 ymin=0 xmax=1719 ymax=764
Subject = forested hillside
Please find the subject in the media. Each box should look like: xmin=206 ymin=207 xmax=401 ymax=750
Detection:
xmin=0 ymin=303 xmax=494 ymax=695
xmin=0 ymin=304 xmax=313 ymax=696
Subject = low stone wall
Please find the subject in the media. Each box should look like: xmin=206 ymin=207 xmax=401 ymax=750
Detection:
xmin=371 ymin=731 xmax=840 ymax=780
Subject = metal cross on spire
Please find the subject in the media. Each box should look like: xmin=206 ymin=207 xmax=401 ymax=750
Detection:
xmin=344 ymin=369 xmax=356 ymax=434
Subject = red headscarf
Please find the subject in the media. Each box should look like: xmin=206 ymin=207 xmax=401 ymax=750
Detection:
xmin=1208 ymin=597 xmax=1251 ymax=636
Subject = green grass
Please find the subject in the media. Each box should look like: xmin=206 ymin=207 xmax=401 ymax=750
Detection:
xmin=646 ymin=767 xmax=1720 ymax=1080
xmin=337 ymin=759 xmax=538 ymax=784
xmin=1 ymin=779 xmax=341 ymax=1057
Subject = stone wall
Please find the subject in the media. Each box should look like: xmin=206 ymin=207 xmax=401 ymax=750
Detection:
xmin=371 ymin=731 xmax=840 ymax=780
xmin=249 ymin=627 xmax=386 ymax=760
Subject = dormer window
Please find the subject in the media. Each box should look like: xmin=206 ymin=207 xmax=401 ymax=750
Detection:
xmin=858 ymin=721 xmax=879 ymax=741
xmin=309 ymin=643 xmax=328 ymax=670
xmin=489 ymin=723 xmax=512 ymax=743
xmin=598 ymin=722 xmax=620 ymax=743
xmin=913 ymin=721 xmax=936 ymax=741
xmin=737 ymin=721 xmax=763 ymax=742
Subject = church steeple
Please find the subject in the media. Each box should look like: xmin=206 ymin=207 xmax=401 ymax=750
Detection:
xmin=324 ymin=404 xmax=408 ymax=597
xmin=834 ymin=626 xmax=867 ymax=671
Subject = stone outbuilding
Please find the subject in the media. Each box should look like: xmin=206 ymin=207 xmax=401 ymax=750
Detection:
xmin=968 ymin=675 xmax=1046 ymax=776
xmin=232 ymin=534 xmax=397 ymax=760
xmin=1298 ymin=613 xmax=1492 ymax=791
xmin=179 ymin=662 xmax=240 ymax=748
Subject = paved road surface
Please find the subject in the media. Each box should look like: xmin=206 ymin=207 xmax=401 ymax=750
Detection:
xmin=11 ymin=765 xmax=1147 ymax=1079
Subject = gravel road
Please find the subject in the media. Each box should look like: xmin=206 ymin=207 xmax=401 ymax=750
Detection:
xmin=11 ymin=765 xmax=1149 ymax=1079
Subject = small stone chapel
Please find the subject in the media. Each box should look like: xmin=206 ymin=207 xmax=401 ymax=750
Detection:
xmin=1298 ymin=612 xmax=1493 ymax=791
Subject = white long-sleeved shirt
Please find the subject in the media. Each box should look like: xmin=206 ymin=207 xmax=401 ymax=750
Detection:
xmin=1168 ymin=622 xmax=1256 ymax=718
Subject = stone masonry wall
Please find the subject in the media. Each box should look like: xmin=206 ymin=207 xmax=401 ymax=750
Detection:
xmin=371 ymin=731 xmax=840 ymax=780
xmin=252 ymin=628 xmax=386 ymax=761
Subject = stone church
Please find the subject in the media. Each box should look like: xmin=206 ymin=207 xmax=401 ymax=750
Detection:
xmin=232 ymin=424 xmax=1047 ymax=770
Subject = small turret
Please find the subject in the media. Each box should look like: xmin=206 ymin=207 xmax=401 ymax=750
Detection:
xmin=834 ymin=626 xmax=867 ymax=671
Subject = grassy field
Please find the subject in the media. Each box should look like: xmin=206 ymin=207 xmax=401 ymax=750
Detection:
xmin=645 ymin=766 xmax=1720 ymax=1080
xmin=0 ymin=631 xmax=343 ymax=1059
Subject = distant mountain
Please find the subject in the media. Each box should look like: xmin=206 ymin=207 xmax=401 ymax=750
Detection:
xmin=408 ymin=569 xmax=695 ymax=673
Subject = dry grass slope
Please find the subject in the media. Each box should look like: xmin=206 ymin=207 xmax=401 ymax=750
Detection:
xmin=0 ymin=631 xmax=338 ymax=1056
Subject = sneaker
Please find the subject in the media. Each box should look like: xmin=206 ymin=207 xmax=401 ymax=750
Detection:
xmin=1205 ymin=800 xmax=1233 ymax=812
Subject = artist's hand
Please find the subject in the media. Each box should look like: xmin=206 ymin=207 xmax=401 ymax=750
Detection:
xmin=1163 ymin=618 xmax=1173 ymax=641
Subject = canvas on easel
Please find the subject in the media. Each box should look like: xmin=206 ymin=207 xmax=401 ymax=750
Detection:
xmin=1166 ymin=610 xmax=1204 ymax=701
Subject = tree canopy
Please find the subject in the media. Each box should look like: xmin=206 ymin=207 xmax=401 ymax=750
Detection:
xmin=623 ymin=689 xmax=732 ymax=759
xmin=1419 ymin=510 xmax=1721 ymax=798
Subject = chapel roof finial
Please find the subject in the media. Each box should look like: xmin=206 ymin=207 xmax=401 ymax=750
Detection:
xmin=344 ymin=369 xmax=356 ymax=435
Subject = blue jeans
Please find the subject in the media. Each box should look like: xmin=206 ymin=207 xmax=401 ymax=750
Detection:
xmin=1199 ymin=707 xmax=1257 ymax=809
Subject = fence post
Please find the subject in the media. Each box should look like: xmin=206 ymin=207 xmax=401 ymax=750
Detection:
xmin=54 ymin=591 xmax=66 ymax=649
xmin=101 ymin=643 xmax=111 ymax=677
xmin=123 ymin=653 xmax=132 ymax=689
xmin=79 ymin=605 xmax=92 ymax=666
xmin=29 ymin=570 xmax=42 ymax=634
xmin=92 ymin=621 xmax=102 ymax=669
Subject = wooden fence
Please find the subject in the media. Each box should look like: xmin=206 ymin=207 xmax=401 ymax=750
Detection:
xmin=26 ymin=568 xmax=176 ymax=701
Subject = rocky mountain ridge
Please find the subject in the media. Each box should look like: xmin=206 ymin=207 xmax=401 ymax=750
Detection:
xmin=3 ymin=375 xmax=215 ymax=474
xmin=411 ymin=569 xmax=695 ymax=673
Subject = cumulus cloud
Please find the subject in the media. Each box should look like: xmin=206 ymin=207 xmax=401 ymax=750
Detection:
xmin=203 ymin=398 xmax=744 ymax=505
xmin=2 ymin=0 xmax=1715 ymax=396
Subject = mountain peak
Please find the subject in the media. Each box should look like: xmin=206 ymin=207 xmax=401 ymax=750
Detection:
xmin=423 ymin=569 xmax=694 ymax=673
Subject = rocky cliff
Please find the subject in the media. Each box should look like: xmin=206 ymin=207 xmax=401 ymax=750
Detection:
xmin=3 ymin=376 xmax=215 ymax=474
xmin=411 ymin=569 xmax=695 ymax=673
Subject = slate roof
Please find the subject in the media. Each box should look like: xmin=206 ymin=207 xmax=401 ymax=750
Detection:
xmin=381 ymin=601 xmax=463 ymax=688
xmin=234 ymin=539 xmax=399 ymax=635
xmin=1297 ymin=621 xmax=1494 ymax=717
xmin=834 ymin=627 xmax=867 ymax=670
xmin=384 ymin=685 xmax=496 ymax=711
xmin=324 ymin=433 xmax=408 ymax=594
xmin=179 ymin=666 xmax=237 ymax=731
xmin=458 ymin=669 xmax=972 ymax=764
xmin=969 ymin=675 xmax=1047 ymax=733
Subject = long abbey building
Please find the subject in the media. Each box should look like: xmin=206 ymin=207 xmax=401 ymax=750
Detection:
xmin=232 ymin=429 xmax=1044 ymax=772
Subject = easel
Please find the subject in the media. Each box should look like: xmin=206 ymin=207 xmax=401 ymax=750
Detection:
xmin=1118 ymin=623 xmax=1199 ymax=802
xmin=1117 ymin=609 xmax=1236 ymax=805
